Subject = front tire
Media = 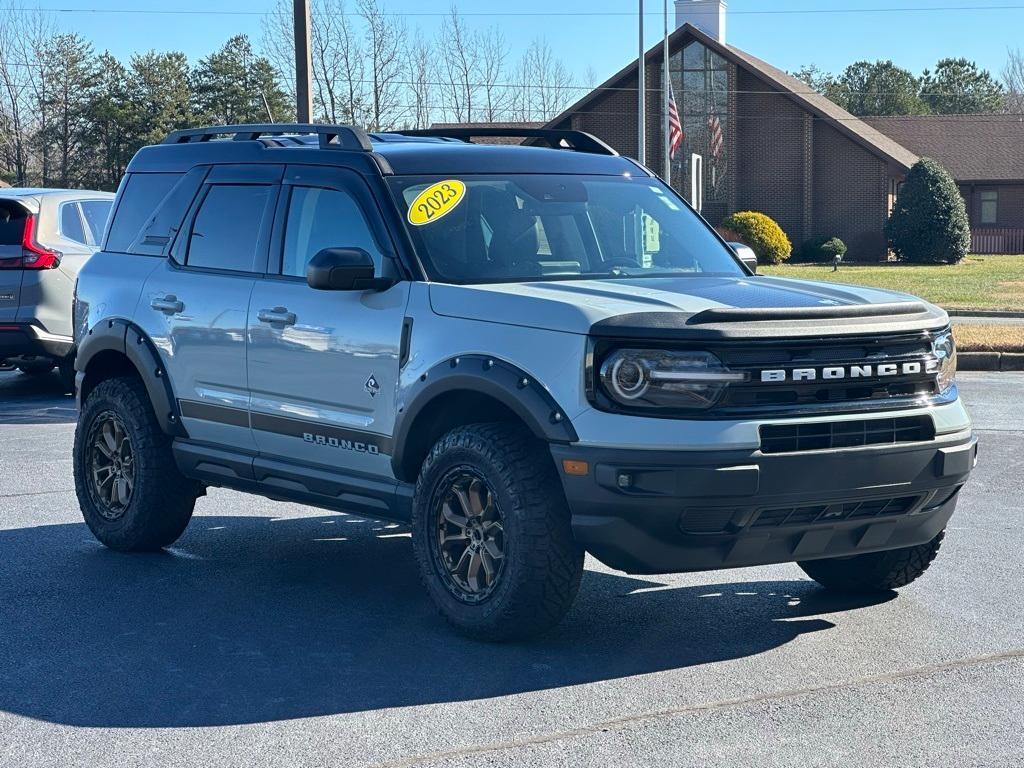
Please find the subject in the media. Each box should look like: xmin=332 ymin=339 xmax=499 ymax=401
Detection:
xmin=74 ymin=376 xmax=198 ymax=551
xmin=412 ymin=424 xmax=584 ymax=641
xmin=798 ymin=531 xmax=946 ymax=592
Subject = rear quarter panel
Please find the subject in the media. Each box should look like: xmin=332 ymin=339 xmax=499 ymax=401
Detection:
xmin=74 ymin=252 xmax=161 ymax=346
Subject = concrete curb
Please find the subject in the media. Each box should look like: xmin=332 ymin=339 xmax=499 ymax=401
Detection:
xmin=959 ymin=351 xmax=1024 ymax=371
xmin=949 ymin=309 xmax=1024 ymax=319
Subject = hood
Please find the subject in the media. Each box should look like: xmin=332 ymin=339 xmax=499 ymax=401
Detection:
xmin=429 ymin=275 xmax=950 ymax=340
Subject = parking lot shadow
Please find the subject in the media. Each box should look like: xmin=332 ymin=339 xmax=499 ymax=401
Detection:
xmin=0 ymin=513 xmax=894 ymax=728
xmin=0 ymin=370 xmax=76 ymax=424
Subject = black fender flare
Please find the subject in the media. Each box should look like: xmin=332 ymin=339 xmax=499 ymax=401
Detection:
xmin=75 ymin=318 xmax=187 ymax=438
xmin=390 ymin=354 xmax=578 ymax=480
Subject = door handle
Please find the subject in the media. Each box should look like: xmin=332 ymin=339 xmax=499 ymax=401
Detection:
xmin=151 ymin=294 xmax=184 ymax=314
xmin=257 ymin=307 xmax=297 ymax=326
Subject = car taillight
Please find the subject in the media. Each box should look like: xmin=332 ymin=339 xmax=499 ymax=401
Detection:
xmin=21 ymin=215 xmax=61 ymax=269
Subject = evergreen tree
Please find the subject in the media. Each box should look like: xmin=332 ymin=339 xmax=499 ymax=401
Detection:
xmin=40 ymin=34 xmax=99 ymax=187
xmin=836 ymin=60 xmax=928 ymax=116
xmin=81 ymin=53 xmax=138 ymax=190
xmin=886 ymin=158 xmax=970 ymax=264
xmin=921 ymin=58 xmax=1005 ymax=113
xmin=192 ymin=35 xmax=292 ymax=125
xmin=129 ymin=51 xmax=193 ymax=147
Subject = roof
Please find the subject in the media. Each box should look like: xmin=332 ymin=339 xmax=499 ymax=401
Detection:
xmin=429 ymin=122 xmax=544 ymax=145
xmin=128 ymin=132 xmax=641 ymax=178
xmin=862 ymin=114 xmax=1024 ymax=183
xmin=544 ymin=23 xmax=919 ymax=171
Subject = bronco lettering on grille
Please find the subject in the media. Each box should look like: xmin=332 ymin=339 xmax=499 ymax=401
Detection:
xmin=760 ymin=360 xmax=939 ymax=383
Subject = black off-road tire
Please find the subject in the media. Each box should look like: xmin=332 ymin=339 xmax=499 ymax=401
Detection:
xmin=74 ymin=376 xmax=198 ymax=551
xmin=798 ymin=530 xmax=946 ymax=592
xmin=17 ymin=359 xmax=54 ymax=376
xmin=412 ymin=423 xmax=585 ymax=641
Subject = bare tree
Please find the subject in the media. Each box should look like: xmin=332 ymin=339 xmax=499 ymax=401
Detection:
xmin=358 ymin=0 xmax=405 ymax=130
xmin=1004 ymin=47 xmax=1024 ymax=113
xmin=406 ymin=30 xmax=434 ymax=129
xmin=261 ymin=0 xmax=368 ymax=125
xmin=0 ymin=8 xmax=55 ymax=185
xmin=437 ymin=5 xmax=478 ymax=123
xmin=477 ymin=26 xmax=508 ymax=122
xmin=510 ymin=37 xmax=576 ymax=122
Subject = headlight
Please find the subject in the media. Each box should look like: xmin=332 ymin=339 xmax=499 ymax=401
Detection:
xmin=933 ymin=331 xmax=957 ymax=393
xmin=598 ymin=349 xmax=748 ymax=410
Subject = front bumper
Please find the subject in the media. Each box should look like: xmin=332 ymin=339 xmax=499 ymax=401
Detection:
xmin=0 ymin=323 xmax=73 ymax=363
xmin=552 ymin=429 xmax=977 ymax=574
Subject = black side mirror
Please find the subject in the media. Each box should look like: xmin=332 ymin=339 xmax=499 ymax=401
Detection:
xmin=306 ymin=248 xmax=393 ymax=291
xmin=729 ymin=242 xmax=758 ymax=273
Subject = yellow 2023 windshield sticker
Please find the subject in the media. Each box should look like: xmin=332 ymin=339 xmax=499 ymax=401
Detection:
xmin=408 ymin=180 xmax=466 ymax=226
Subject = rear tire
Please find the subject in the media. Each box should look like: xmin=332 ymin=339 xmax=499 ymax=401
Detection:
xmin=74 ymin=376 xmax=199 ymax=551
xmin=798 ymin=531 xmax=945 ymax=592
xmin=412 ymin=423 xmax=584 ymax=641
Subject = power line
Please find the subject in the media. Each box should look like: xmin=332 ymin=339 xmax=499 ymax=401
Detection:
xmin=2 ymin=3 xmax=1024 ymax=15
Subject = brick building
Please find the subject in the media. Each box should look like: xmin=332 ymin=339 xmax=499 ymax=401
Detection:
xmin=534 ymin=4 xmax=1024 ymax=259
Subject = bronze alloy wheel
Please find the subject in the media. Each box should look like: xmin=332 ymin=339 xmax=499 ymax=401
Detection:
xmin=87 ymin=411 xmax=135 ymax=520
xmin=432 ymin=468 xmax=506 ymax=603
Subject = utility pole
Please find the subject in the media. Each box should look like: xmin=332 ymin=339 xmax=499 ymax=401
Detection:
xmin=293 ymin=0 xmax=313 ymax=123
xmin=638 ymin=0 xmax=646 ymax=165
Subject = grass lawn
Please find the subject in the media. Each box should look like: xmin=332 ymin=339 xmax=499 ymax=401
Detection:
xmin=761 ymin=255 xmax=1024 ymax=312
xmin=952 ymin=325 xmax=1024 ymax=353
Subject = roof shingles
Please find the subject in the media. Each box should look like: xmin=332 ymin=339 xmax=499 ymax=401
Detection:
xmin=862 ymin=114 xmax=1024 ymax=182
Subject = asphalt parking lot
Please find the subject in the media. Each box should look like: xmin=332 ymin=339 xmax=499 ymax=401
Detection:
xmin=1 ymin=370 xmax=1021 ymax=767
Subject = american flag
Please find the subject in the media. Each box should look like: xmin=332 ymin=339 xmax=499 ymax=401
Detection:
xmin=708 ymin=108 xmax=724 ymax=160
xmin=668 ymin=83 xmax=683 ymax=160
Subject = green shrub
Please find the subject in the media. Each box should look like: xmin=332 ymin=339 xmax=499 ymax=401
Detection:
xmin=720 ymin=211 xmax=792 ymax=265
xmin=886 ymin=157 xmax=970 ymax=264
xmin=800 ymin=236 xmax=848 ymax=262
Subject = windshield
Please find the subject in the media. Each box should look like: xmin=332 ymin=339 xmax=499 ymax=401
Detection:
xmin=388 ymin=174 xmax=745 ymax=284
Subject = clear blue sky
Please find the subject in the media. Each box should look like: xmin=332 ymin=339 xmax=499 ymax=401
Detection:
xmin=14 ymin=0 xmax=1024 ymax=85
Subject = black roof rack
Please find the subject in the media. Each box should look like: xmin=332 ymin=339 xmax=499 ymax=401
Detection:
xmin=161 ymin=124 xmax=373 ymax=152
xmin=393 ymin=128 xmax=618 ymax=156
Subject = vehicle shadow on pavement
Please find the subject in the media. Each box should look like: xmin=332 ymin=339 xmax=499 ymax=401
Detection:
xmin=0 ymin=513 xmax=895 ymax=728
xmin=0 ymin=370 xmax=75 ymax=424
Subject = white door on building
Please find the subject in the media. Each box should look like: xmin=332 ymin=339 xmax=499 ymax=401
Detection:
xmin=690 ymin=153 xmax=704 ymax=213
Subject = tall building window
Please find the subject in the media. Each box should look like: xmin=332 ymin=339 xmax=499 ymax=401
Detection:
xmin=670 ymin=41 xmax=729 ymax=221
xmin=980 ymin=190 xmax=998 ymax=225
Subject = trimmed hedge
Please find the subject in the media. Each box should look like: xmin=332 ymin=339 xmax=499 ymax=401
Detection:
xmin=886 ymin=157 xmax=970 ymax=264
xmin=720 ymin=211 xmax=792 ymax=265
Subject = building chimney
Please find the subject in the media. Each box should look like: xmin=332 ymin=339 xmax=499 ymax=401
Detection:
xmin=675 ymin=0 xmax=726 ymax=43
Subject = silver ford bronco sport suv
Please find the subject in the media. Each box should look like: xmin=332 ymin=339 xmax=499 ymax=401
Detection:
xmin=72 ymin=124 xmax=976 ymax=640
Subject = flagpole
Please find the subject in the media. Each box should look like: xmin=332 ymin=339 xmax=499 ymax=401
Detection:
xmin=663 ymin=0 xmax=671 ymax=185
xmin=638 ymin=0 xmax=646 ymax=165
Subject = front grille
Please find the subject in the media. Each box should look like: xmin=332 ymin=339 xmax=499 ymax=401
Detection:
xmin=713 ymin=332 xmax=944 ymax=417
xmin=759 ymin=415 xmax=934 ymax=454
xmin=751 ymin=495 xmax=921 ymax=528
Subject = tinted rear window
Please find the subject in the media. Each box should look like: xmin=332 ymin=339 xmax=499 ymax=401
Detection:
xmin=61 ymin=203 xmax=87 ymax=244
xmin=106 ymin=173 xmax=181 ymax=253
xmin=0 ymin=202 xmax=27 ymax=245
xmin=186 ymin=185 xmax=271 ymax=272
xmin=80 ymin=200 xmax=113 ymax=245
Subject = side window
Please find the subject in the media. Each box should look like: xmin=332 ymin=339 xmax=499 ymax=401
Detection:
xmin=186 ymin=185 xmax=272 ymax=272
xmin=60 ymin=203 xmax=87 ymax=245
xmin=980 ymin=190 xmax=998 ymax=225
xmin=106 ymin=173 xmax=181 ymax=253
xmin=79 ymin=200 xmax=113 ymax=245
xmin=281 ymin=186 xmax=383 ymax=278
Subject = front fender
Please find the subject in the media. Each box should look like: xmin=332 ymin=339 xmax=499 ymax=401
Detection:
xmin=391 ymin=354 xmax=578 ymax=478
